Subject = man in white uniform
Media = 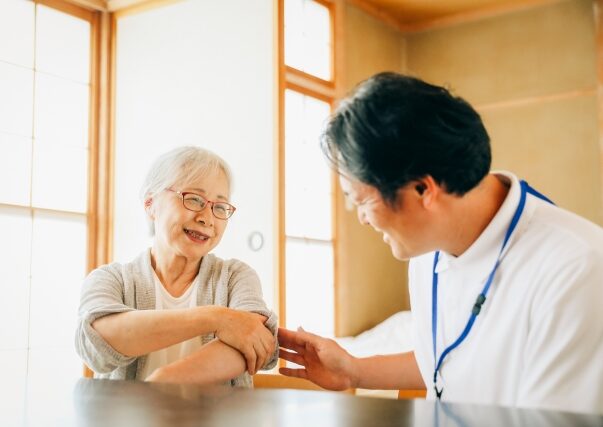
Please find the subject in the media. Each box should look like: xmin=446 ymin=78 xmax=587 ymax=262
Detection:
xmin=277 ymin=72 xmax=603 ymax=414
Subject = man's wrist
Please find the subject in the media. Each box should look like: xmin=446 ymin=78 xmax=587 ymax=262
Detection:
xmin=348 ymin=355 xmax=362 ymax=389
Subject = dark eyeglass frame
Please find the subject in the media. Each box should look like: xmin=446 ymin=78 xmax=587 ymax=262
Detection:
xmin=165 ymin=188 xmax=236 ymax=220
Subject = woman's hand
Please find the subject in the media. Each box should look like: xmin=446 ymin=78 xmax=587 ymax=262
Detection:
xmin=278 ymin=327 xmax=358 ymax=391
xmin=213 ymin=308 xmax=275 ymax=375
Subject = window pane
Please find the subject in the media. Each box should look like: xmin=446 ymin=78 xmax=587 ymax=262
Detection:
xmin=0 ymin=0 xmax=35 ymax=68
xmin=0 ymin=207 xmax=31 ymax=350
xmin=0 ymin=133 xmax=31 ymax=206
xmin=34 ymin=73 xmax=89 ymax=148
xmin=31 ymin=142 xmax=88 ymax=213
xmin=286 ymin=239 xmax=334 ymax=337
xmin=285 ymin=0 xmax=331 ymax=80
xmin=0 ymin=62 xmax=34 ymax=137
xmin=0 ymin=349 xmax=27 ymax=425
xmin=26 ymin=348 xmax=82 ymax=420
xmin=29 ymin=211 xmax=86 ymax=349
xmin=35 ymin=4 xmax=90 ymax=83
xmin=285 ymin=90 xmax=332 ymax=239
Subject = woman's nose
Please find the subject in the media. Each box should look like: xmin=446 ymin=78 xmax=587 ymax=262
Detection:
xmin=194 ymin=206 xmax=213 ymax=226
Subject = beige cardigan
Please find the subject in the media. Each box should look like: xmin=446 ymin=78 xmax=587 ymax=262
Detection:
xmin=75 ymin=249 xmax=278 ymax=387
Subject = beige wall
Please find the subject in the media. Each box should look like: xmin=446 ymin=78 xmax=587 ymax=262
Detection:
xmin=337 ymin=0 xmax=603 ymax=336
xmin=336 ymin=3 xmax=409 ymax=337
xmin=406 ymin=0 xmax=603 ymax=224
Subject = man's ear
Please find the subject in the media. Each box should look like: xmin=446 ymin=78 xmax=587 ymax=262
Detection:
xmin=414 ymin=176 xmax=440 ymax=208
xmin=415 ymin=183 xmax=427 ymax=195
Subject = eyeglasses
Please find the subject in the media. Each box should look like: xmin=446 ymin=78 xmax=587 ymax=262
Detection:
xmin=165 ymin=189 xmax=236 ymax=220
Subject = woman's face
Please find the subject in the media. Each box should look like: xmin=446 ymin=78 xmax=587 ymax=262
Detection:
xmin=148 ymin=169 xmax=231 ymax=262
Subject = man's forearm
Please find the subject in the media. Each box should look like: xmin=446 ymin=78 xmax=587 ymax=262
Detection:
xmin=353 ymin=351 xmax=426 ymax=390
xmin=146 ymin=339 xmax=247 ymax=384
xmin=92 ymin=306 xmax=223 ymax=357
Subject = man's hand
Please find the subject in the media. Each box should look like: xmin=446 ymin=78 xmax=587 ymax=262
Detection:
xmin=214 ymin=308 xmax=275 ymax=375
xmin=278 ymin=327 xmax=357 ymax=391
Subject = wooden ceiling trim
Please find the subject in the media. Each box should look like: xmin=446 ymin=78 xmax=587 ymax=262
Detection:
xmin=401 ymin=0 xmax=566 ymax=33
xmin=346 ymin=0 xmax=565 ymax=34
xmin=107 ymin=0 xmax=181 ymax=13
xmin=346 ymin=0 xmax=408 ymax=32
xmin=60 ymin=0 xmax=107 ymax=11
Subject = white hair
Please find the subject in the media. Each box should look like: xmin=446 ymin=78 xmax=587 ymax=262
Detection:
xmin=141 ymin=146 xmax=233 ymax=235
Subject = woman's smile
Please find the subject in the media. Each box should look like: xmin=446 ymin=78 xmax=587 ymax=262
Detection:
xmin=183 ymin=227 xmax=211 ymax=243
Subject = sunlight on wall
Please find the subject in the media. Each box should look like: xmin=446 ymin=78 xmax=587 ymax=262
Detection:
xmin=113 ymin=0 xmax=275 ymax=308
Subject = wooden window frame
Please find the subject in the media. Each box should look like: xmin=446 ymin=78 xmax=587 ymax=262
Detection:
xmin=276 ymin=0 xmax=341 ymax=340
xmin=0 ymin=0 xmax=112 ymax=379
xmin=32 ymin=0 xmax=113 ymax=276
xmin=45 ymin=0 xmax=115 ymax=380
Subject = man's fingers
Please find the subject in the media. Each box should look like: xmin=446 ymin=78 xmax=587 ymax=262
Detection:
xmin=284 ymin=326 xmax=320 ymax=345
xmin=278 ymin=348 xmax=305 ymax=366
xmin=278 ymin=328 xmax=309 ymax=353
xmin=295 ymin=326 xmax=321 ymax=343
xmin=279 ymin=367 xmax=308 ymax=379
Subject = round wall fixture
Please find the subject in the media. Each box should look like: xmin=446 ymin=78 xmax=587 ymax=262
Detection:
xmin=247 ymin=231 xmax=264 ymax=252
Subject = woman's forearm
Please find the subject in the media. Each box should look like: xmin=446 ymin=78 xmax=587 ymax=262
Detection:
xmin=353 ymin=351 xmax=426 ymax=390
xmin=91 ymin=306 xmax=223 ymax=357
xmin=146 ymin=339 xmax=247 ymax=384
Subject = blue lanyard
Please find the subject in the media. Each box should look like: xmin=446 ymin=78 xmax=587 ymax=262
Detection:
xmin=431 ymin=180 xmax=554 ymax=399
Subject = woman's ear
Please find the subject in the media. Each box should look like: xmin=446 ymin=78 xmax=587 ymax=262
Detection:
xmin=144 ymin=198 xmax=155 ymax=220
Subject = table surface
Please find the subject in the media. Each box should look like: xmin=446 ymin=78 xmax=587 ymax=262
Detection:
xmin=1 ymin=378 xmax=601 ymax=427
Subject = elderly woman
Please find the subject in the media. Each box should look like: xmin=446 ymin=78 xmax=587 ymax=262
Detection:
xmin=76 ymin=146 xmax=277 ymax=387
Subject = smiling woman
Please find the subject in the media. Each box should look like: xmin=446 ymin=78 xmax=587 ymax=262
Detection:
xmin=76 ymin=146 xmax=278 ymax=387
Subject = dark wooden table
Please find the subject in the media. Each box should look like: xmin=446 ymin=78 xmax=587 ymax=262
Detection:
xmin=2 ymin=378 xmax=601 ymax=426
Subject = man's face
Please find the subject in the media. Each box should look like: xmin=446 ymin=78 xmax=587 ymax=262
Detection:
xmin=339 ymin=174 xmax=432 ymax=260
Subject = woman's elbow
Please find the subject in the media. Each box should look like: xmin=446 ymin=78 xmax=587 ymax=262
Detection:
xmin=91 ymin=317 xmax=112 ymax=341
xmin=77 ymin=351 xmax=118 ymax=375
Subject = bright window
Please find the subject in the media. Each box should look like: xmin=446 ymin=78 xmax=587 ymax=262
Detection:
xmin=285 ymin=90 xmax=332 ymax=240
xmin=285 ymin=0 xmax=332 ymax=80
xmin=282 ymin=0 xmax=336 ymax=338
xmin=284 ymin=90 xmax=334 ymax=336
xmin=0 ymin=0 xmax=91 ymax=399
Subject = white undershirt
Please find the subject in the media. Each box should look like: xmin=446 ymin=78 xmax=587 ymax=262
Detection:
xmin=140 ymin=272 xmax=202 ymax=380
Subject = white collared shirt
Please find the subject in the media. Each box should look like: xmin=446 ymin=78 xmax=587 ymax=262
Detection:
xmin=409 ymin=172 xmax=603 ymax=414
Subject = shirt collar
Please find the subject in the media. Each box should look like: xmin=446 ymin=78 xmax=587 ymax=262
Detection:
xmin=435 ymin=172 xmax=521 ymax=278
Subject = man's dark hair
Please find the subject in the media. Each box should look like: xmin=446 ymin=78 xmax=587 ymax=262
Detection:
xmin=322 ymin=72 xmax=491 ymax=205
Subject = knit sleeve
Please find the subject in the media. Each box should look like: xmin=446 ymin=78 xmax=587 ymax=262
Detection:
xmin=225 ymin=260 xmax=279 ymax=370
xmin=75 ymin=265 xmax=137 ymax=374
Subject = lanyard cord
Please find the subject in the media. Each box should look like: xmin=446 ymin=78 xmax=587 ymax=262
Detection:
xmin=431 ymin=180 xmax=554 ymax=399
